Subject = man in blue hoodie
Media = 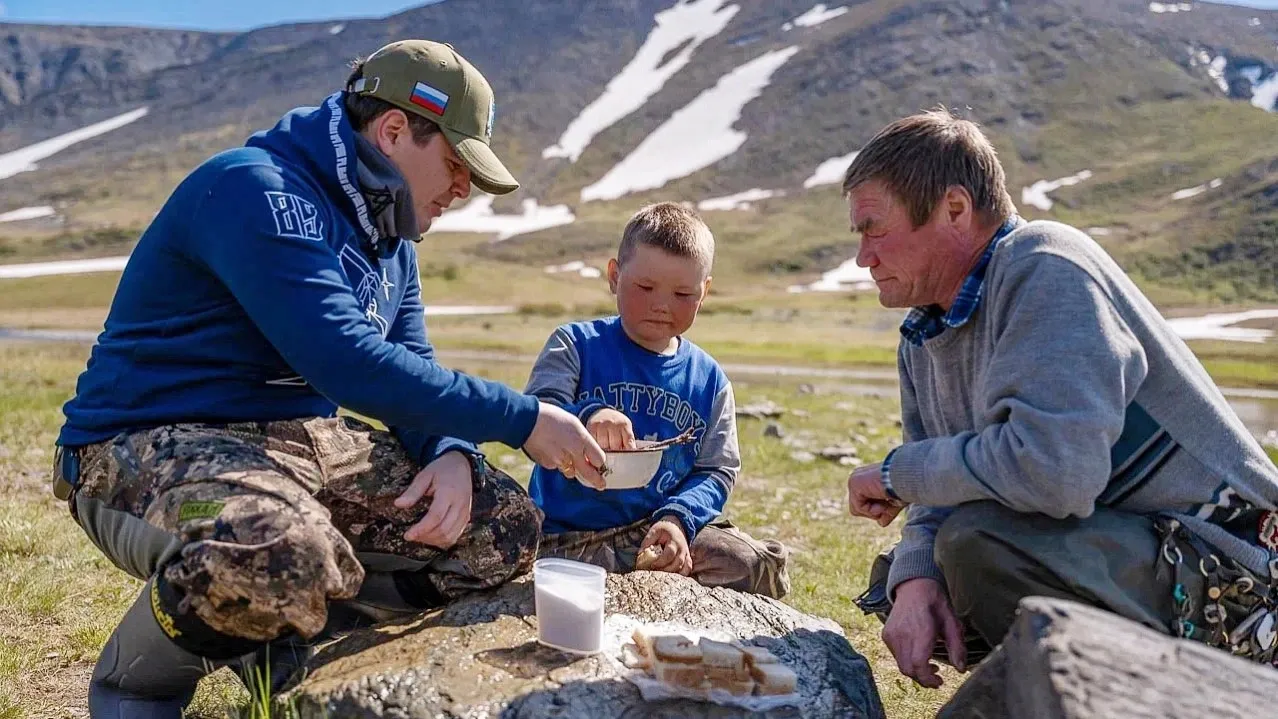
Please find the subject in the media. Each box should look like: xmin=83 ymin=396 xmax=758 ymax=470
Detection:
xmin=52 ymin=40 xmax=608 ymax=717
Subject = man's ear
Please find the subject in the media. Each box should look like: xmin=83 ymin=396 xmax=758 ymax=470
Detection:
xmin=607 ymin=258 xmax=620 ymax=295
xmin=943 ymin=185 xmax=976 ymax=230
xmin=371 ymin=109 xmax=411 ymax=155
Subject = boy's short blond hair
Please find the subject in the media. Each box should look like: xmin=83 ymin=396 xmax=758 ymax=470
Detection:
xmin=618 ymin=202 xmax=714 ymax=274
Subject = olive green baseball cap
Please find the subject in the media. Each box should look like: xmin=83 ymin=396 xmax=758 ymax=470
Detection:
xmin=347 ymin=39 xmax=519 ymax=195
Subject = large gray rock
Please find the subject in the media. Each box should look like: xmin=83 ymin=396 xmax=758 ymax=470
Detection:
xmin=283 ymin=572 xmax=885 ymax=719
xmin=940 ymin=597 xmax=1278 ymax=719
xmin=936 ymin=645 xmax=1008 ymax=719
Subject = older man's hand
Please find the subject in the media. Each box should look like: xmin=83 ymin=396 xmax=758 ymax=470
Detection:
xmin=882 ymin=577 xmax=967 ymax=688
xmin=847 ymin=462 xmax=906 ymax=527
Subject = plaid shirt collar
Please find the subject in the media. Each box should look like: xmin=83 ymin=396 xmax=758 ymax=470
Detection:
xmin=899 ymin=215 xmax=1024 ymax=347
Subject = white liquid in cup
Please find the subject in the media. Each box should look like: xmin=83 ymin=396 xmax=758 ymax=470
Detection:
xmin=534 ymin=558 xmax=606 ymax=654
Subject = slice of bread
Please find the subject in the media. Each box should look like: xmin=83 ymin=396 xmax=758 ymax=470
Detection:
xmin=704 ymin=665 xmax=751 ymax=684
xmin=750 ymin=662 xmax=798 ymax=695
xmin=717 ymin=677 xmax=756 ymax=696
xmin=698 ymin=638 xmax=745 ymax=670
xmin=635 ymin=627 xmax=793 ymax=699
xmin=652 ymin=635 xmax=702 ymax=665
xmin=654 ymin=662 xmax=708 ymax=693
xmin=621 ymin=642 xmax=648 ymax=669
xmin=741 ymin=646 xmax=779 ymax=667
xmin=631 ymin=627 xmax=657 ymax=661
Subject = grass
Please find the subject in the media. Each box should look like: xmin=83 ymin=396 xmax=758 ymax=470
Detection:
xmin=0 ymin=326 xmax=1274 ymax=717
xmin=1018 ymin=98 xmax=1278 ymax=302
xmin=0 ymin=638 xmax=26 ymax=719
xmin=0 ymin=227 xmax=143 ymax=264
xmin=238 ymin=659 xmax=300 ymax=719
xmin=440 ymin=361 xmax=962 ymax=717
xmin=0 ymin=347 xmax=254 ymax=718
xmin=1 ymin=266 xmax=1276 ymax=392
xmin=0 ymin=222 xmax=1272 ymax=718
xmin=0 ymin=340 xmax=954 ymax=718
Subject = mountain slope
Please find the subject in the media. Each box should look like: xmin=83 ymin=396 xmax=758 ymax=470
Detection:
xmin=1 ymin=0 xmax=1276 ymax=300
xmin=0 ymin=23 xmax=233 ymax=117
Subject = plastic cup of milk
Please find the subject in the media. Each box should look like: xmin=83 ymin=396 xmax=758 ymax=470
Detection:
xmin=533 ymin=558 xmax=606 ymax=654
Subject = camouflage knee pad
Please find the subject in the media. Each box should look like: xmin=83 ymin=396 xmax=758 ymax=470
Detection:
xmin=158 ymin=485 xmax=364 ymax=640
xmin=74 ymin=425 xmax=364 ymax=642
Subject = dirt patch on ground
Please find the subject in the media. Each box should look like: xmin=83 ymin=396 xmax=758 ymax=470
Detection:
xmin=15 ymin=664 xmax=92 ymax=719
xmin=1 ymin=610 xmax=91 ymax=719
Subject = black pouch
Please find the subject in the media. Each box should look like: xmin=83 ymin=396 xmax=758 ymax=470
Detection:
xmin=853 ymin=550 xmax=894 ymax=621
xmin=51 ymin=445 xmax=80 ymax=503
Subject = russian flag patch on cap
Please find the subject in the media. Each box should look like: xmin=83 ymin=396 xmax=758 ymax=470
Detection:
xmin=409 ymin=81 xmax=449 ymax=115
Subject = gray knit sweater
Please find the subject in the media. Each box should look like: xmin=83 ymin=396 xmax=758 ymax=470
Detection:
xmin=886 ymin=220 xmax=1278 ymax=597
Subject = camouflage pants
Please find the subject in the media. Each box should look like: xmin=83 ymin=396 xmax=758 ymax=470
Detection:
xmin=64 ymin=417 xmax=542 ymax=643
xmin=539 ymin=518 xmax=790 ymax=599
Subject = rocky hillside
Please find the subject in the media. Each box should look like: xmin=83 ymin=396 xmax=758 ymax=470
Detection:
xmin=1 ymin=0 xmax=1276 ymax=299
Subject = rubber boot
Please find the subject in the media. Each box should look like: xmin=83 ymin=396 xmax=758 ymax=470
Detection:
xmin=88 ymin=579 xmax=248 ymax=718
xmin=343 ymin=570 xmax=437 ymax=624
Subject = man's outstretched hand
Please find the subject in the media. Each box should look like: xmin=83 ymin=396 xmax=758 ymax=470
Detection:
xmin=523 ymin=402 xmax=608 ymax=489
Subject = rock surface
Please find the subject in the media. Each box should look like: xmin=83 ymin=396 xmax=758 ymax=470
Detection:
xmin=284 ymin=571 xmax=885 ymax=719
xmin=939 ymin=597 xmax=1278 ymax=719
xmin=936 ymin=645 xmax=1008 ymax=719
xmin=736 ymin=401 xmax=786 ymax=420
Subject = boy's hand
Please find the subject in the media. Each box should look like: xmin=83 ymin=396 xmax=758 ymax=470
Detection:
xmin=587 ymin=408 xmax=637 ymax=451
xmin=639 ymin=518 xmax=693 ymax=576
xmin=395 ymin=450 xmax=474 ymax=548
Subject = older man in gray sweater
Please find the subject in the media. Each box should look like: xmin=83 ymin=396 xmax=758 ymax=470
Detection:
xmin=843 ymin=109 xmax=1278 ymax=689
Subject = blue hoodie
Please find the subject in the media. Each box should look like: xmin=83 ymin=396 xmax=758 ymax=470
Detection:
xmin=57 ymin=93 xmax=539 ymax=465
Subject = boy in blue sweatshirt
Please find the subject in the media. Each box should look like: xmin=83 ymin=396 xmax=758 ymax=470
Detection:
xmin=53 ymin=41 xmax=607 ymax=718
xmin=526 ymin=203 xmax=789 ymax=598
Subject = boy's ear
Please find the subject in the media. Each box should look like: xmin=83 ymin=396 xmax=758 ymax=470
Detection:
xmin=607 ymin=258 xmax=620 ymax=295
xmin=702 ymin=275 xmax=713 ymax=299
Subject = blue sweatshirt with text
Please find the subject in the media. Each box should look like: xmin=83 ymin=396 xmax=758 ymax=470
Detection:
xmin=524 ymin=317 xmax=741 ymax=541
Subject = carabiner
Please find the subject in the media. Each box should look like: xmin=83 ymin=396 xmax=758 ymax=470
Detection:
xmin=1200 ymin=554 xmax=1221 ymax=576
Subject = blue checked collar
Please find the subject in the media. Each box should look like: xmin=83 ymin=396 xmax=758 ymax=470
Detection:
xmin=899 ymin=215 xmax=1024 ymax=347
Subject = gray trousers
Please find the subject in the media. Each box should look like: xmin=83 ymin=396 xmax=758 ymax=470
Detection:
xmin=934 ymin=501 xmax=1189 ymax=648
